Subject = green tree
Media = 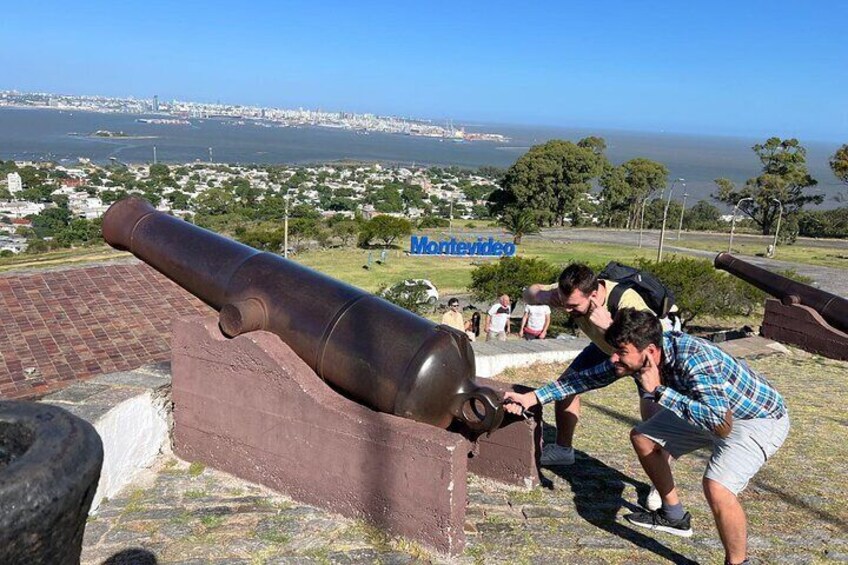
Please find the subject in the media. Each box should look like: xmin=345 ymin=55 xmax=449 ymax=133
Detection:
xmin=29 ymin=207 xmax=71 ymax=238
xmin=359 ymin=215 xmax=412 ymax=248
xmin=330 ymin=219 xmax=359 ymax=246
xmin=714 ymin=137 xmax=821 ymax=235
xmin=684 ymin=200 xmax=722 ymax=231
xmin=56 ymin=218 xmax=103 ymax=247
xmin=401 ymin=183 xmax=426 ymax=209
xmin=468 ymin=257 xmax=560 ymax=303
xmin=499 ymin=207 xmax=540 ymax=244
xmin=599 ymin=159 xmax=668 ymax=229
xmin=376 ymin=280 xmax=429 ymax=316
xmin=194 ymin=187 xmax=236 ymax=216
xmin=831 ymin=144 xmax=848 ymax=201
xmin=496 ymin=138 xmax=607 ymax=227
xmin=166 ymin=190 xmax=191 ymax=210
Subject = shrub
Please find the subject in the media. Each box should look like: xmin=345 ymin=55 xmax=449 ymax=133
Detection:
xmin=633 ymin=257 xmax=769 ymax=326
xmin=417 ymin=216 xmax=449 ymax=229
xmin=376 ymin=281 xmax=429 ymax=315
xmin=468 ymin=256 xmax=560 ymax=303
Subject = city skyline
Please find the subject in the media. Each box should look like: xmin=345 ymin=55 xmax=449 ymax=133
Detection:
xmin=1 ymin=1 xmax=846 ymax=142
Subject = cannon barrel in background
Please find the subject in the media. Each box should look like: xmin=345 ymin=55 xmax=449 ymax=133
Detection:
xmin=715 ymin=252 xmax=848 ymax=334
xmin=102 ymin=197 xmax=503 ymax=432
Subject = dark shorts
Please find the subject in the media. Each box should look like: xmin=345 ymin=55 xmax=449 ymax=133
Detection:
xmin=569 ymin=342 xmax=609 ymax=371
xmin=559 ymin=343 xmax=644 ymax=399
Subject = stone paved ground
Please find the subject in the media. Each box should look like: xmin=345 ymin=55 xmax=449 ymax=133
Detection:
xmin=83 ymin=350 xmax=848 ymax=565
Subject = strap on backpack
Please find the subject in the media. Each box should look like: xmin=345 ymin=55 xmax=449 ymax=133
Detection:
xmin=606 ymin=282 xmax=627 ymax=316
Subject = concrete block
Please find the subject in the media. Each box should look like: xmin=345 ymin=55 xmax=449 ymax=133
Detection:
xmin=171 ymin=316 xmax=468 ymax=555
xmin=466 ymin=378 xmax=541 ymax=488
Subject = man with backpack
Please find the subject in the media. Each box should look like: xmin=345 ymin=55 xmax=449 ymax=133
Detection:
xmin=504 ymin=308 xmax=788 ymax=565
xmin=522 ymin=262 xmax=678 ymax=510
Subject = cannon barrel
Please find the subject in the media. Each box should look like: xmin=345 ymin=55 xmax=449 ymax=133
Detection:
xmin=715 ymin=252 xmax=848 ymax=334
xmin=102 ymin=197 xmax=503 ymax=432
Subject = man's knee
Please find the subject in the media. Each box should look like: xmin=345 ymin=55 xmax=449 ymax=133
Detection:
xmin=703 ymin=477 xmax=736 ymax=507
xmin=555 ymin=394 xmax=580 ymax=412
xmin=630 ymin=428 xmax=659 ymax=456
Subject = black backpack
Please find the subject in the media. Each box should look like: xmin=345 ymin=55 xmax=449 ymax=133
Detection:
xmin=598 ymin=262 xmax=675 ymax=318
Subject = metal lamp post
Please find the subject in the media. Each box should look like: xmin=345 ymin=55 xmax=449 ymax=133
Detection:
xmin=448 ymin=192 xmax=454 ymax=235
xmin=638 ymin=196 xmax=650 ymax=248
xmin=283 ymin=193 xmax=290 ymax=259
xmin=677 ymin=192 xmax=688 ymax=240
xmin=657 ymin=178 xmax=683 ymax=262
xmin=727 ymin=196 xmax=753 ymax=253
xmin=770 ymin=198 xmax=784 ymax=257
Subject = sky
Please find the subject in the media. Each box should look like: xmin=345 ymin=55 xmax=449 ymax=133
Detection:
xmin=1 ymin=1 xmax=846 ymax=142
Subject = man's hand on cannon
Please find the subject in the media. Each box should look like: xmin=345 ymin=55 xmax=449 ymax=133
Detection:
xmin=502 ymin=390 xmax=539 ymax=418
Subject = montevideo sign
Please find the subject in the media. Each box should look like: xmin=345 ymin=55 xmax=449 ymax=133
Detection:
xmin=409 ymin=235 xmax=516 ymax=257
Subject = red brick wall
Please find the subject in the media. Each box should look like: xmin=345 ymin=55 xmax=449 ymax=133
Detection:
xmin=0 ymin=261 xmax=211 ymax=399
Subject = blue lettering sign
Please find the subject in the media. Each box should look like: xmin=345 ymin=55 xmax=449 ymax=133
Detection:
xmin=409 ymin=235 xmax=516 ymax=257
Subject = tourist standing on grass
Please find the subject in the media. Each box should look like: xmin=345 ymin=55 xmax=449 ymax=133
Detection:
xmin=485 ymin=294 xmax=511 ymax=341
xmin=504 ymin=308 xmax=789 ymax=565
xmin=519 ymin=302 xmax=551 ymax=340
xmin=441 ymin=298 xmax=465 ymax=331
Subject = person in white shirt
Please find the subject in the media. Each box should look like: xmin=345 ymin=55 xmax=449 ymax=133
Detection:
xmin=520 ymin=304 xmax=551 ymax=340
xmin=485 ymin=294 xmax=511 ymax=341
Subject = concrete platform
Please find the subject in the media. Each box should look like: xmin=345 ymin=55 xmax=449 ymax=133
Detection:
xmin=471 ymin=336 xmax=592 ymax=378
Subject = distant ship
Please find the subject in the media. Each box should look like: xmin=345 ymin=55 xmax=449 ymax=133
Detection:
xmin=137 ymin=118 xmax=191 ymax=125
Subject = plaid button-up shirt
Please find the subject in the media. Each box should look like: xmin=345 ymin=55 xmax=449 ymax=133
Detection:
xmin=534 ymin=331 xmax=786 ymax=432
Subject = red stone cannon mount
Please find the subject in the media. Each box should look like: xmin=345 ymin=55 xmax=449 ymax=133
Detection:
xmin=715 ymin=252 xmax=848 ymax=360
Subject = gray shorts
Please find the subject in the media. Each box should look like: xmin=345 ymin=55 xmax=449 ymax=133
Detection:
xmin=486 ymin=330 xmax=507 ymax=342
xmin=635 ymin=408 xmax=790 ymax=495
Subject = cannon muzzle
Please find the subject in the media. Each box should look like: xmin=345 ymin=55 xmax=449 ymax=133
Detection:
xmin=102 ymin=197 xmax=504 ymax=432
xmin=715 ymin=252 xmax=848 ymax=334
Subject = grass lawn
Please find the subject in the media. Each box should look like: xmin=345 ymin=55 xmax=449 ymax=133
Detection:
xmin=676 ymin=237 xmax=848 ymax=269
xmin=0 ymin=245 xmax=127 ymax=273
xmin=463 ymin=350 xmax=848 ymax=564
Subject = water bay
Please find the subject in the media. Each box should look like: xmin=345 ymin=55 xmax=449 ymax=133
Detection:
xmin=0 ymin=107 xmax=842 ymax=208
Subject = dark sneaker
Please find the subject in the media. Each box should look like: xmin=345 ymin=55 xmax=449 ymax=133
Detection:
xmin=624 ymin=509 xmax=693 ymax=538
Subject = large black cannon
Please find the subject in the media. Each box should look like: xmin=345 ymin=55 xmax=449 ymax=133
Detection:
xmin=102 ymin=197 xmax=504 ymax=432
xmin=715 ymin=252 xmax=848 ymax=334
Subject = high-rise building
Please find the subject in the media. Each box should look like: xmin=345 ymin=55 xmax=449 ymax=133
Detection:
xmin=7 ymin=172 xmax=22 ymax=194
xmin=152 ymin=95 xmax=159 ymax=112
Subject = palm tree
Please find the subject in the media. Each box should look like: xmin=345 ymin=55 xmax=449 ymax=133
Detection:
xmin=500 ymin=208 xmax=540 ymax=244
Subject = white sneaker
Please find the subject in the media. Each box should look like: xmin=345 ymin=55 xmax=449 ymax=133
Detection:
xmin=540 ymin=444 xmax=575 ymax=466
xmin=646 ymin=487 xmax=662 ymax=511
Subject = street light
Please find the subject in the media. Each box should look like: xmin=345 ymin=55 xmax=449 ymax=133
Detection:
xmin=283 ymin=192 xmax=290 ymax=258
xmin=638 ymin=196 xmax=651 ymax=248
xmin=657 ymin=178 xmax=684 ymax=262
xmin=727 ymin=197 xmax=753 ymax=253
xmin=677 ymin=192 xmax=689 ymax=240
xmin=770 ymin=198 xmax=784 ymax=257
xmin=448 ymin=191 xmax=454 ymax=235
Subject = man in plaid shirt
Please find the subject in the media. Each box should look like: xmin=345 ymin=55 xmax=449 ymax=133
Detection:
xmin=504 ymin=308 xmax=789 ymax=565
